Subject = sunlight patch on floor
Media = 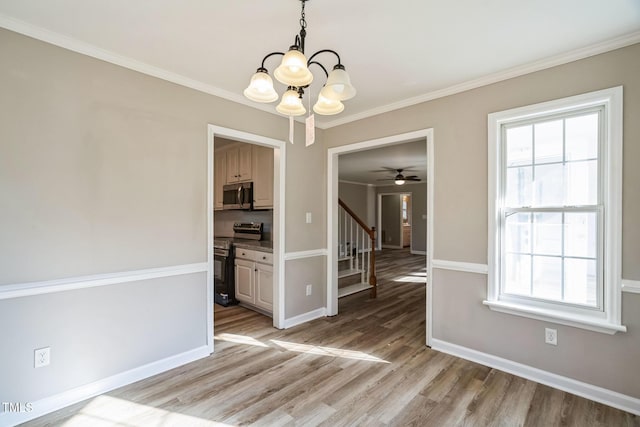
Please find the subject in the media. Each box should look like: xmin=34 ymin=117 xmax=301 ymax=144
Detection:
xmin=61 ymin=395 xmax=233 ymax=426
xmin=214 ymin=333 xmax=269 ymax=347
xmin=392 ymin=274 xmax=427 ymax=283
xmin=270 ymin=340 xmax=390 ymax=363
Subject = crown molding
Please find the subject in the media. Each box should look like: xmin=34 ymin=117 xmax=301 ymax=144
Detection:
xmin=0 ymin=13 xmax=284 ymax=119
xmin=1 ymin=14 xmax=638 ymax=130
xmin=321 ymin=31 xmax=640 ymax=129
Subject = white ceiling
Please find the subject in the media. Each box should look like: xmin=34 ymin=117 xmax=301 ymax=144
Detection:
xmin=1 ymin=1 xmax=639 ymax=130
xmin=339 ymin=139 xmax=427 ymax=186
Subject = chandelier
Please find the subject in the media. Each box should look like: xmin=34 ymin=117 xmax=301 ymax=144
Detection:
xmin=243 ymin=0 xmax=356 ymax=117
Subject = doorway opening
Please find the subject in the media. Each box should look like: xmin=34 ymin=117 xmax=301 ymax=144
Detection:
xmin=207 ymin=125 xmax=286 ymax=353
xmin=327 ymin=129 xmax=434 ymax=346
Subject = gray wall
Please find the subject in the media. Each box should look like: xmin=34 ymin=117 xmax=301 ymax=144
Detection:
xmin=377 ymin=183 xmax=427 ymax=252
xmin=0 ymin=27 xmax=328 ymax=409
xmin=338 ymin=181 xmax=372 ymax=226
xmin=324 ymin=43 xmax=640 ymax=399
xmin=381 ymin=194 xmax=401 ymax=247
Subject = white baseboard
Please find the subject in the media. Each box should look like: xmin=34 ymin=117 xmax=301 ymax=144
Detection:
xmin=1 ymin=345 xmax=211 ymax=426
xmin=382 ymin=244 xmax=403 ymax=249
xmin=283 ymin=308 xmax=327 ymax=329
xmin=431 ymin=339 xmax=640 ymax=416
xmin=411 ymin=250 xmax=427 ymax=255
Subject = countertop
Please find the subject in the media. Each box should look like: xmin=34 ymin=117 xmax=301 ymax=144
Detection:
xmin=216 ymin=237 xmax=273 ymax=253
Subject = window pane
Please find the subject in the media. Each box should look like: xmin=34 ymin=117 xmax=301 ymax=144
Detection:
xmin=504 ymin=254 xmax=531 ymax=296
xmin=534 ymin=163 xmax=563 ymax=206
xmin=505 ymin=213 xmax=531 ymax=253
xmin=532 ymin=256 xmax=562 ymax=300
xmin=506 ymin=166 xmax=532 ymax=207
xmin=534 ymin=120 xmax=563 ymax=164
xmin=506 ymin=125 xmax=532 ymax=166
xmin=566 ymin=113 xmax=598 ymax=161
xmin=533 ymin=213 xmax=562 ymax=256
xmin=564 ymin=212 xmax=597 ymax=258
xmin=564 ymin=258 xmax=597 ymax=306
xmin=566 ymin=160 xmax=597 ymax=205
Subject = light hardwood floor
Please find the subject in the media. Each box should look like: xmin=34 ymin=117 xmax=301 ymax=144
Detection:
xmin=26 ymin=249 xmax=639 ymax=426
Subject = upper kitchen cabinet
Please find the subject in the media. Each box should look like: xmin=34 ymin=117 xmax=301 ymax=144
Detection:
xmin=226 ymin=145 xmax=252 ymax=183
xmin=252 ymin=145 xmax=274 ymax=209
xmin=214 ymin=151 xmax=226 ymax=210
xmin=213 ymin=141 xmax=273 ymax=210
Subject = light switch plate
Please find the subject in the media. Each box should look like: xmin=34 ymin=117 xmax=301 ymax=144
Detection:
xmin=306 ymin=212 xmax=312 ymax=223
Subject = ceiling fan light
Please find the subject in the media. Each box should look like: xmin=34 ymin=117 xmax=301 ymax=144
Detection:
xmin=243 ymin=70 xmax=278 ymax=103
xmin=395 ymin=179 xmax=405 ymax=185
xmin=320 ymin=65 xmax=356 ymax=101
xmin=276 ymin=88 xmax=306 ymax=116
xmin=313 ymin=92 xmax=344 ymax=115
xmin=274 ymin=47 xmax=313 ymax=87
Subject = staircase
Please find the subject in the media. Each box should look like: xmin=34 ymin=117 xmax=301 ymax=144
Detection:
xmin=338 ymin=199 xmax=377 ymax=298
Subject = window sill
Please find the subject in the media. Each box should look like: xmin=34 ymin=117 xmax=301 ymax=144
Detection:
xmin=482 ymin=299 xmax=627 ymax=335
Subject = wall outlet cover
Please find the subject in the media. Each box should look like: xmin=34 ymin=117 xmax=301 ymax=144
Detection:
xmin=34 ymin=347 xmax=50 ymax=368
xmin=545 ymin=328 xmax=558 ymax=346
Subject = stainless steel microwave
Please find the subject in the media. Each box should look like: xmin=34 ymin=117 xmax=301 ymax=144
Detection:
xmin=223 ymin=182 xmax=253 ymax=210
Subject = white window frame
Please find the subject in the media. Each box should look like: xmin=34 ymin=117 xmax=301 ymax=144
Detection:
xmin=485 ymin=87 xmax=626 ymax=335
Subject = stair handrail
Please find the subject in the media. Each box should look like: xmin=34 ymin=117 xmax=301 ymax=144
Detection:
xmin=338 ymin=198 xmax=377 ymax=298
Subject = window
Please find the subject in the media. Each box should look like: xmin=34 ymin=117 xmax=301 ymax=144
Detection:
xmin=485 ymin=87 xmax=625 ymax=334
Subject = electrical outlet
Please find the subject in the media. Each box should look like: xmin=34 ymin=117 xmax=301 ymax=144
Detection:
xmin=545 ymin=328 xmax=557 ymax=346
xmin=306 ymin=212 xmax=312 ymax=223
xmin=306 ymin=284 xmax=312 ymax=296
xmin=34 ymin=347 xmax=50 ymax=368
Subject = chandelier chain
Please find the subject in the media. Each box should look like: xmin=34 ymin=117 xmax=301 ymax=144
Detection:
xmin=300 ymin=1 xmax=307 ymax=29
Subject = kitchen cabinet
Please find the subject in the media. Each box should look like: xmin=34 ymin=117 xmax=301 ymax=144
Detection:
xmin=252 ymin=145 xmax=274 ymax=209
xmin=234 ymin=258 xmax=255 ymax=303
xmin=254 ymin=262 xmax=273 ymax=311
xmin=214 ymin=151 xmax=226 ymax=210
xmin=226 ymin=145 xmax=252 ymax=183
xmin=235 ymin=248 xmax=273 ymax=314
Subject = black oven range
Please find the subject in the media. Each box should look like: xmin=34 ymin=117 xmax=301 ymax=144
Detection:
xmin=213 ymin=222 xmax=264 ymax=307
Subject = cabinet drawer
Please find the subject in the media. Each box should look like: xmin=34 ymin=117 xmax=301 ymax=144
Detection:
xmin=235 ymin=248 xmax=258 ymax=261
xmin=255 ymin=251 xmax=273 ymax=265
xmin=235 ymin=248 xmax=272 ymax=264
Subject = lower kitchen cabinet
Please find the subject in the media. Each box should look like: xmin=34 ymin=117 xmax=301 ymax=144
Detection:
xmin=254 ymin=263 xmax=273 ymax=311
xmin=235 ymin=248 xmax=273 ymax=314
xmin=234 ymin=258 xmax=254 ymax=303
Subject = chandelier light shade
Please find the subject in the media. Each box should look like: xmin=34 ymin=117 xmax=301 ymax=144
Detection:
xmin=395 ymin=179 xmax=406 ymax=185
xmin=243 ymin=69 xmax=278 ymax=103
xmin=320 ymin=65 xmax=356 ymax=101
xmin=243 ymin=0 xmax=355 ymax=117
xmin=274 ymin=47 xmax=313 ymax=87
xmin=276 ymin=87 xmax=306 ymax=116
xmin=313 ymin=92 xmax=344 ymax=115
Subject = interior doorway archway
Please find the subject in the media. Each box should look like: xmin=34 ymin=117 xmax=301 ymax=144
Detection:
xmin=326 ymin=128 xmax=434 ymax=346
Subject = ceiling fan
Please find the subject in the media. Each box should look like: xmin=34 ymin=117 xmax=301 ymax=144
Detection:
xmin=377 ymin=168 xmax=421 ymax=185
